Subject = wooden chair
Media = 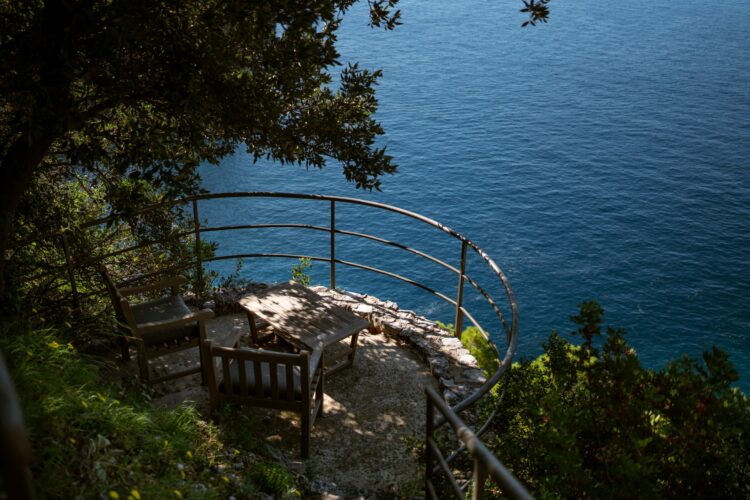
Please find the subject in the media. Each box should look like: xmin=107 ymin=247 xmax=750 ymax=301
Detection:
xmin=203 ymin=339 xmax=324 ymax=458
xmin=100 ymin=266 xmax=214 ymax=385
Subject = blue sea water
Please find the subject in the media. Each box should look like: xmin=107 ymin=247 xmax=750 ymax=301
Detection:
xmin=199 ymin=0 xmax=750 ymax=389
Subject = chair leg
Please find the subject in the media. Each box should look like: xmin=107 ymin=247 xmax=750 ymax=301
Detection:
xmin=135 ymin=343 xmax=150 ymax=384
xmin=138 ymin=357 xmax=150 ymax=384
xmin=301 ymin=410 xmax=310 ymax=459
xmin=198 ymin=321 xmax=207 ymax=386
xmin=119 ymin=336 xmax=130 ymax=361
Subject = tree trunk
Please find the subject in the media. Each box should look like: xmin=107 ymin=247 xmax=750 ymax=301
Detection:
xmin=0 ymin=132 xmax=56 ymax=302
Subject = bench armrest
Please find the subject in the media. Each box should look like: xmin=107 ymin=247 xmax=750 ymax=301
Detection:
xmin=119 ymin=275 xmax=189 ymax=296
xmin=136 ymin=308 xmax=214 ymax=335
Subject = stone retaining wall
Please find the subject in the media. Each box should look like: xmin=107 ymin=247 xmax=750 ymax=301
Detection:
xmin=310 ymin=286 xmax=488 ymax=406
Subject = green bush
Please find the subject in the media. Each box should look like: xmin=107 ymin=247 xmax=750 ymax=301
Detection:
xmin=486 ymin=301 xmax=750 ymax=498
xmin=436 ymin=321 xmax=500 ymax=376
xmin=0 ymin=322 xmax=299 ymax=498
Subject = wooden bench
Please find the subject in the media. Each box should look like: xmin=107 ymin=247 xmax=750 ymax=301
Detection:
xmin=203 ymin=339 xmax=324 ymax=458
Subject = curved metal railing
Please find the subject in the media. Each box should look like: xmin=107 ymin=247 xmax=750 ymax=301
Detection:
xmin=29 ymin=191 xmax=523 ymax=494
xmin=136 ymin=194 xmax=515 ymax=406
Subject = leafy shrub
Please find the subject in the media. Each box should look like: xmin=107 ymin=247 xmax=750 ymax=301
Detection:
xmin=291 ymin=257 xmax=313 ymax=287
xmin=0 ymin=322 xmax=297 ymax=498
xmin=436 ymin=321 xmax=500 ymax=376
xmin=5 ymin=169 xmax=234 ymax=324
xmin=247 ymin=462 xmax=295 ymax=497
xmin=486 ymin=301 xmax=750 ymax=498
xmin=459 ymin=326 xmax=500 ymax=376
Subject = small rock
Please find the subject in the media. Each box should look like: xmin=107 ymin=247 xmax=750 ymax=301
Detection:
xmin=353 ymin=303 xmax=374 ymax=315
xmin=443 ymin=390 xmax=460 ymax=404
xmin=458 ymin=353 xmax=479 ymax=367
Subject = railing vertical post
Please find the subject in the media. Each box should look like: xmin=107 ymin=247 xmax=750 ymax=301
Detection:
xmin=454 ymin=240 xmax=468 ymax=340
xmin=472 ymin=458 xmax=487 ymax=500
xmin=425 ymin=392 xmax=435 ymax=498
xmin=60 ymin=231 xmax=80 ymax=313
xmin=192 ymin=199 xmax=204 ymax=299
xmin=330 ymin=200 xmax=336 ymax=289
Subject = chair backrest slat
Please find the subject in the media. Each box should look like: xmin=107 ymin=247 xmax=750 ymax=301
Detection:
xmin=222 ymin=356 xmax=232 ymax=395
xmin=286 ymin=363 xmax=294 ymax=400
xmin=238 ymin=360 xmax=248 ymax=397
xmin=270 ymin=361 xmax=279 ymax=400
xmin=253 ymin=358 xmax=264 ymax=398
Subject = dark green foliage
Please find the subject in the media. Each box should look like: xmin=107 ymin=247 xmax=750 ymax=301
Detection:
xmin=247 ymin=462 xmax=295 ymax=497
xmin=0 ymin=321 xmax=303 ymax=498
xmin=7 ymin=171 xmax=206 ymax=322
xmin=0 ymin=0 xmax=407 ymax=298
xmin=487 ymin=301 xmax=750 ymax=498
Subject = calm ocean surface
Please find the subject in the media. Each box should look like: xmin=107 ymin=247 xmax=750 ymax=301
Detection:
xmin=199 ymin=0 xmax=750 ymax=389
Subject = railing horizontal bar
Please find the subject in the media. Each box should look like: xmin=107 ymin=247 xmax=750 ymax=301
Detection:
xmin=426 ymin=386 xmax=532 ymax=500
xmin=205 ymin=253 xmax=459 ymax=306
xmin=463 ymin=274 xmax=511 ymax=339
xmin=334 ymin=229 xmax=461 ymax=275
xmin=98 ymin=231 xmax=194 ymax=260
xmin=200 ymin=223 xmax=330 ymax=234
xmin=201 ymin=223 xmax=463 ymax=277
xmin=334 ymin=258 xmax=458 ymax=304
xmin=206 ymin=253 xmax=330 ymax=263
xmin=427 ymin=437 xmax=465 ymax=499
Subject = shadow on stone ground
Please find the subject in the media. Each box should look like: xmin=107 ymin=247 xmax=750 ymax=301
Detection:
xmin=130 ymin=312 xmax=437 ymax=498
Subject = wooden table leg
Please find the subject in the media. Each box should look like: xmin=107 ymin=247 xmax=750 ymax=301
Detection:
xmin=348 ymin=331 xmax=360 ymax=366
xmin=246 ymin=310 xmax=260 ymax=345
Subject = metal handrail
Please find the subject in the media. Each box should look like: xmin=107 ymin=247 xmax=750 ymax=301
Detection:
xmin=27 ymin=191 xmax=521 ymax=483
xmin=426 ymin=385 xmax=532 ymax=499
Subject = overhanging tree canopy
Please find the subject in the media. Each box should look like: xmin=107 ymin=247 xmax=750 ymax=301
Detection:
xmin=0 ymin=0 xmax=551 ymax=296
xmin=0 ymin=0 xmax=404 ymax=292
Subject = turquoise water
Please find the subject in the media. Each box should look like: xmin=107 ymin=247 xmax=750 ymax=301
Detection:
xmin=199 ymin=0 xmax=750 ymax=389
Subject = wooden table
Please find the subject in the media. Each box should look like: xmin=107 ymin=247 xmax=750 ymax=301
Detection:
xmin=238 ymin=282 xmax=370 ymax=375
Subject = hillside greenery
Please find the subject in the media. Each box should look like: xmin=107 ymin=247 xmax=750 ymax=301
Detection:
xmin=483 ymin=301 xmax=750 ymax=498
xmin=0 ymin=321 xmax=299 ymax=498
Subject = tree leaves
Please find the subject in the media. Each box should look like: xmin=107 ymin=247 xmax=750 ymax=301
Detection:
xmin=520 ymin=0 xmax=551 ymax=28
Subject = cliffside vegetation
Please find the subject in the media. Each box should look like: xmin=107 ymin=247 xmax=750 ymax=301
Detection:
xmin=482 ymin=302 xmax=750 ymax=498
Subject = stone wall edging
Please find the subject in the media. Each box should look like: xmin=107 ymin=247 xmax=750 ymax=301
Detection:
xmin=310 ymin=286 xmax=487 ymax=406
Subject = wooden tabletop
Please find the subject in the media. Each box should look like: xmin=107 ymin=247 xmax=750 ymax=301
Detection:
xmin=238 ymin=282 xmax=370 ymax=351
